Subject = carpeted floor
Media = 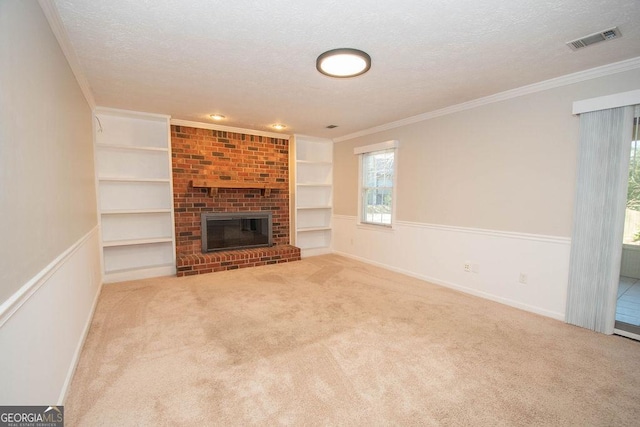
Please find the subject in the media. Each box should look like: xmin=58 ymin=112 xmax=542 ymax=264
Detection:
xmin=65 ymin=254 xmax=640 ymax=426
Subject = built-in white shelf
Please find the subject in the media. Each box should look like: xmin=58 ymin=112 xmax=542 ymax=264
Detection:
xmin=96 ymin=143 xmax=168 ymax=152
xmin=101 ymin=209 xmax=173 ymax=215
xmin=296 ymin=229 xmax=332 ymax=253
xmin=297 ymin=226 xmax=332 ymax=232
xmin=99 ymin=181 xmax=172 ymax=212
xmin=296 ymin=184 xmax=331 ymax=208
xmin=102 ymin=241 xmax=173 ymax=273
xmin=104 ymin=263 xmax=176 ymax=283
xmin=95 ymin=108 xmax=176 ymax=283
xmin=106 ymin=263 xmax=175 ymax=275
xmin=102 ymin=237 xmax=174 ymax=247
xmin=296 ymin=137 xmax=332 ymax=163
xmin=98 ymin=177 xmax=171 ymax=183
xmin=96 ymin=145 xmax=170 ymax=180
xmin=293 ymin=135 xmax=333 ymax=257
xmin=296 ymin=160 xmax=332 ymax=165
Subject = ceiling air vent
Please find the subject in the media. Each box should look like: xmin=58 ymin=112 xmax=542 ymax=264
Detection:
xmin=567 ymin=27 xmax=621 ymax=51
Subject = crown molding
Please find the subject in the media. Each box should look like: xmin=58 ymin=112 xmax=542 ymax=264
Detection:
xmin=334 ymin=56 xmax=640 ymax=142
xmin=38 ymin=0 xmax=96 ymax=109
xmin=171 ymin=119 xmax=290 ymax=140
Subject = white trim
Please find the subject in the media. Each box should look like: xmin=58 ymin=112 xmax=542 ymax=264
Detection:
xmin=58 ymin=275 xmax=103 ymax=404
xmin=0 ymin=227 xmax=101 ymax=404
xmin=353 ymin=139 xmax=399 ymax=154
xmin=95 ymin=106 xmax=170 ymax=121
xmin=572 ymin=89 xmax=640 ymax=114
xmin=166 ymin=118 xmax=178 ymax=282
xmin=103 ymin=264 xmax=176 ymax=284
xmin=38 ymin=0 xmax=96 ymax=109
xmin=357 ymin=222 xmax=396 ymax=233
xmin=396 ymin=220 xmax=571 ymax=245
xmin=334 ymin=56 xmax=640 ymax=142
xmin=92 ymin=117 xmax=105 ymax=287
xmin=332 ymin=215 xmax=570 ymax=320
xmin=333 ymin=214 xmax=357 ymax=221
xmin=614 ymin=328 xmax=640 ymax=341
xmin=171 ymin=119 xmax=290 ymax=140
xmin=301 ymin=247 xmax=333 ymax=258
xmin=333 ymin=249 xmax=565 ymax=321
xmin=334 ymin=215 xmax=571 ymax=245
xmin=0 ymin=226 xmax=99 ymax=328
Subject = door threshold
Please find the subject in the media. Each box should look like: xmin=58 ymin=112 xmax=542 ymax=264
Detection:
xmin=614 ymin=321 xmax=640 ymax=341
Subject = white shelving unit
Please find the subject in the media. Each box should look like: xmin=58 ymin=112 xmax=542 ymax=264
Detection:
xmin=94 ymin=107 xmax=176 ymax=283
xmin=293 ymin=135 xmax=333 ymax=257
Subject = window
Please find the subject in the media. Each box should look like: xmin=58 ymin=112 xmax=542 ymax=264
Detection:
xmin=354 ymin=140 xmax=398 ymax=227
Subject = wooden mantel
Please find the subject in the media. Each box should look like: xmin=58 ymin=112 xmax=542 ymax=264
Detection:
xmin=190 ymin=179 xmax=286 ymax=196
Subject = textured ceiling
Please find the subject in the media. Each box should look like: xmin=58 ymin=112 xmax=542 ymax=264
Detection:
xmin=54 ymin=0 xmax=640 ymax=138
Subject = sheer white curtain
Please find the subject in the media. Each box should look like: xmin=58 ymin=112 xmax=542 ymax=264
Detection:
xmin=566 ymin=106 xmax=635 ymax=334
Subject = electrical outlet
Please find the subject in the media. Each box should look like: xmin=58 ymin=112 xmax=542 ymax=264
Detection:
xmin=472 ymin=263 xmax=480 ymax=274
xmin=464 ymin=262 xmax=471 ymax=272
xmin=519 ymin=273 xmax=528 ymax=284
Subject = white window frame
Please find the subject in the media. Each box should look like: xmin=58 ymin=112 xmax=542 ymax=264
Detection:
xmin=355 ymin=140 xmax=399 ymax=229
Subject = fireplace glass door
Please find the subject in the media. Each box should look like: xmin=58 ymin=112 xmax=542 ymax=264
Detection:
xmin=201 ymin=212 xmax=272 ymax=252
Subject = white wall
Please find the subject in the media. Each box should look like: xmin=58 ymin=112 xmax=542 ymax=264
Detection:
xmin=334 ymin=217 xmax=570 ymax=319
xmin=0 ymin=0 xmax=97 ymax=304
xmin=0 ymin=1 xmax=101 ymax=404
xmin=333 ymin=66 xmax=640 ymax=320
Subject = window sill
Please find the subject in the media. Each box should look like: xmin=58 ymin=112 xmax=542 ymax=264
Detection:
xmin=356 ymin=222 xmax=396 ymax=232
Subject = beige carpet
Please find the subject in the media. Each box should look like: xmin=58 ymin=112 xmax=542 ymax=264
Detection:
xmin=66 ymin=255 xmax=640 ymax=426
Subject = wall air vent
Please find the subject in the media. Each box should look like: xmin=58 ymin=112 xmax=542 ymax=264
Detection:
xmin=566 ymin=27 xmax=621 ymax=51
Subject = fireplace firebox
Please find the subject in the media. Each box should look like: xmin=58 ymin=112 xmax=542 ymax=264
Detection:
xmin=201 ymin=212 xmax=273 ymax=252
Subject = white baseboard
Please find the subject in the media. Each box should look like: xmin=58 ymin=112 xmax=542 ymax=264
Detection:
xmin=0 ymin=227 xmax=102 ymax=405
xmin=332 ymin=216 xmax=570 ymax=321
xmin=104 ymin=264 xmax=176 ymax=284
xmin=301 ymin=247 xmax=332 ymax=258
xmin=333 ymin=250 xmax=565 ymax=321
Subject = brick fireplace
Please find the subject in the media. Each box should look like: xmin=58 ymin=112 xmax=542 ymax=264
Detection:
xmin=171 ymin=125 xmax=300 ymax=276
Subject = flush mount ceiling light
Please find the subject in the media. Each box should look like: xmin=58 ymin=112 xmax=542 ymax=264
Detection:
xmin=316 ymin=48 xmax=371 ymax=78
xmin=272 ymin=123 xmax=287 ymax=130
xmin=210 ymin=114 xmax=225 ymax=121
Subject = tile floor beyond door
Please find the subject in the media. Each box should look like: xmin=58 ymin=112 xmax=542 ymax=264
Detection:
xmin=617 ymin=276 xmax=640 ymax=326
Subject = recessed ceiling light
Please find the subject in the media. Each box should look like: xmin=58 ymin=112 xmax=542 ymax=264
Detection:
xmin=316 ymin=48 xmax=371 ymax=78
xmin=272 ymin=124 xmax=286 ymax=130
xmin=210 ymin=114 xmax=225 ymax=120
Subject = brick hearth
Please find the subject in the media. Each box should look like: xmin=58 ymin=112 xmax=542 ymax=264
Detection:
xmin=176 ymin=245 xmax=301 ymax=276
xmin=171 ymin=125 xmax=300 ymax=276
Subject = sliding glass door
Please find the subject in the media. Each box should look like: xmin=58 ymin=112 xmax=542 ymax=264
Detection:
xmin=616 ymin=109 xmax=640 ymax=337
